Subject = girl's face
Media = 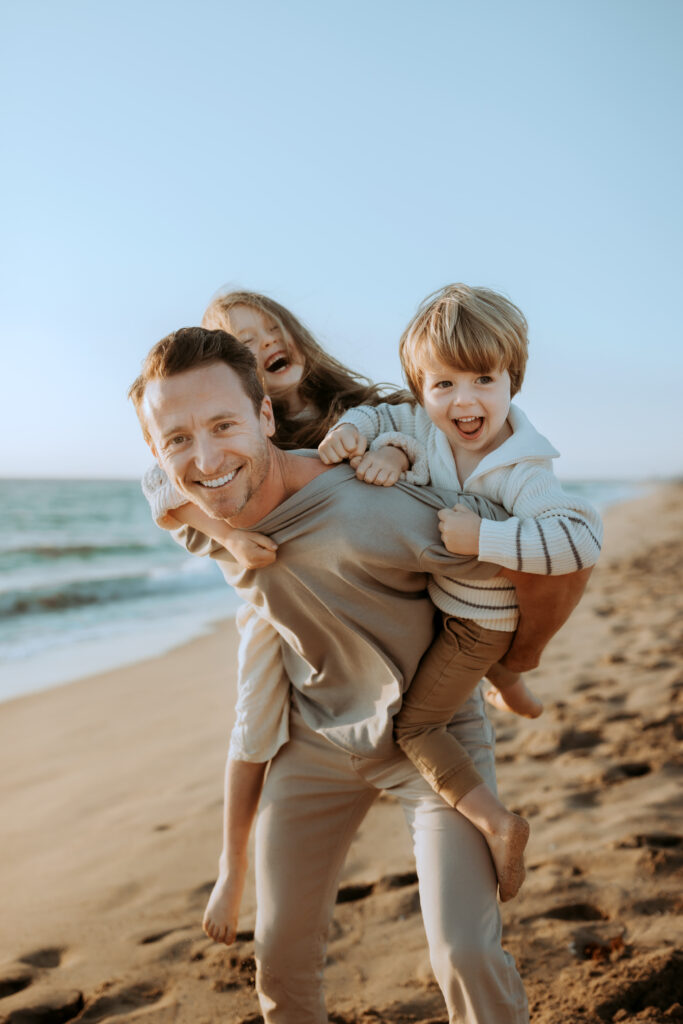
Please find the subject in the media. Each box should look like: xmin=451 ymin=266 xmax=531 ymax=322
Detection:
xmin=227 ymin=305 xmax=305 ymax=404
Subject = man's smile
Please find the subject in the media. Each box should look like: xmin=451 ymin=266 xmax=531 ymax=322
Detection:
xmin=197 ymin=468 xmax=239 ymax=488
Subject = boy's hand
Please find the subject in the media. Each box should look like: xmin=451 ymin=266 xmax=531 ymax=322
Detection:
xmin=318 ymin=423 xmax=367 ymax=464
xmin=438 ymin=504 xmax=482 ymax=555
xmin=349 ymin=445 xmax=409 ymax=486
xmin=224 ymin=529 xmax=278 ymax=569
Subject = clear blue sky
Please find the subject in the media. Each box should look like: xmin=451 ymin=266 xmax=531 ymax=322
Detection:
xmin=1 ymin=0 xmax=681 ymax=480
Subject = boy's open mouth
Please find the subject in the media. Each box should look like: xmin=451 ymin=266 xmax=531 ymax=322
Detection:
xmin=454 ymin=416 xmax=484 ymax=439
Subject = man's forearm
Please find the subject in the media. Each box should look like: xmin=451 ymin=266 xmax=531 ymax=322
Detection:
xmin=499 ymin=567 xmax=594 ymax=671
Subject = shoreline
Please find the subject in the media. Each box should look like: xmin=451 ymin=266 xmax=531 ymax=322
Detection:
xmin=0 ymin=481 xmax=681 ymax=1024
xmin=0 ymin=477 xmax=659 ymax=706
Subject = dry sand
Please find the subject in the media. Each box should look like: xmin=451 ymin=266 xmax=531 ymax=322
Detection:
xmin=1 ymin=482 xmax=681 ymax=1024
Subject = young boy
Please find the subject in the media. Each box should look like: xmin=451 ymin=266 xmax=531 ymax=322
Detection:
xmin=318 ymin=283 xmax=603 ymax=900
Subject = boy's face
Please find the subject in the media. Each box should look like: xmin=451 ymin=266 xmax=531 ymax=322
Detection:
xmin=421 ymin=355 xmax=512 ymax=458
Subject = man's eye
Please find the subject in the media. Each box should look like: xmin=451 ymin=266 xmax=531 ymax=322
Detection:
xmin=216 ymin=422 xmax=233 ymax=432
xmin=167 ymin=435 xmax=187 ymax=447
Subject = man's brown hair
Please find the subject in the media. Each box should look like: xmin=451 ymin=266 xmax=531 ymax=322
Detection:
xmin=129 ymin=327 xmax=265 ymax=441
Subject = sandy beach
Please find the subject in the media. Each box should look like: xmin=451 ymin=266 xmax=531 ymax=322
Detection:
xmin=1 ymin=482 xmax=681 ymax=1024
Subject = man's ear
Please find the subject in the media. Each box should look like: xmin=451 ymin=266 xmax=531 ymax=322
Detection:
xmin=260 ymin=395 xmax=276 ymax=438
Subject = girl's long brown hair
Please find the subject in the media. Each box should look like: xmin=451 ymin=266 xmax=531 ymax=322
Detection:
xmin=202 ymin=289 xmax=411 ymax=449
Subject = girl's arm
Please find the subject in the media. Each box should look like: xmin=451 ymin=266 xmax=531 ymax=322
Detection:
xmin=203 ymin=604 xmax=290 ymax=945
xmin=202 ymin=756 xmax=267 ymax=945
xmin=141 ymin=462 xmax=277 ymax=568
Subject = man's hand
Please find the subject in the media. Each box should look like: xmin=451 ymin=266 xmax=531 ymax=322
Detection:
xmin=318 ymin=423 xmax=367 ymax=464
xmin=349 ymin=445 xmax=409 ymax=486
xmin=224 ymin=529 xmax=278 ymax=569
xmin=438 ymin=504 xmax=482 ymax=555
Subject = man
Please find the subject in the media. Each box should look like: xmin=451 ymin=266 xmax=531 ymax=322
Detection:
xmin=131 ymin=327 xmax=590 ymax=1024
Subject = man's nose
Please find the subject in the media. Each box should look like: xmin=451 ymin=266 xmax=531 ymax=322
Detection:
xmin=193 ymin=436 xmax=224 ymax=475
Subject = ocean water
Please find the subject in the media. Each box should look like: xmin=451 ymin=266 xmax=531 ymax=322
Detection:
xmin=0 ymin=480 xmax=240 ymax=702
xmin=0 ymin=476 xmax=648 ymax=703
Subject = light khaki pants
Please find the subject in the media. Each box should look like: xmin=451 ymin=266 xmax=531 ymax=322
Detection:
xmin=253 ymin=694 xmax=528 ymax=1024
xmin=395 ymin=615 xmax=514 ymax=805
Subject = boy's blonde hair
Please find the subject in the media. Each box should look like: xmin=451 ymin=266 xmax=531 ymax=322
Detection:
xmin=399 ymin=284 xmax=529 ymax=400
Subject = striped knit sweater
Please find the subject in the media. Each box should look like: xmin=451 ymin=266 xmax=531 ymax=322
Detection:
xmin=337 ymin=402 xmax=604 ymax=631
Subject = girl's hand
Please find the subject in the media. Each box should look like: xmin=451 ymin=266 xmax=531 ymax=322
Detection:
xmin=224 ymin=529 xmax=278 ymax=568
xmin=438 ymin=504 xmax=482 ymax=555
xmin=349 ymin=446 xmax=410 ymax=487
xmin=318 ymin=423 xmax=367 ymax=464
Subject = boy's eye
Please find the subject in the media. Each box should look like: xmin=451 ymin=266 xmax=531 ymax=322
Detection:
xmin=434 ymin=380 xmax=452 ymax=389
xmin=240 ymin=336 xmax=256 ymax=347
xmin=475 ymin=375 xmax=493 ymax=384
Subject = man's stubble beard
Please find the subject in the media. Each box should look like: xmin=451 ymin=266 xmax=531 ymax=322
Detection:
xmin=183 ymin=441 xmax=273 ymax=524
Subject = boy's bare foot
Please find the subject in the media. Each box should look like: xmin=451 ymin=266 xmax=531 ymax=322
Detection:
xmin=202 ymin=870 xmax=245 ymax=945
xmin=455 ymin=783 xmax=530 ymax=902
xmin=484 ymin=666 xmax=543 ymax=719
xmin=485 ymin=813 xmax=530 ymax=902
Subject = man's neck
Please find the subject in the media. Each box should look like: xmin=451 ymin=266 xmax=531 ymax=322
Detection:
xmin=228 ymin=448 xmax=330 ymax=529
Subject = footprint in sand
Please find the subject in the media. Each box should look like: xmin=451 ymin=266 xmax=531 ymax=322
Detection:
xmin=602 ymin=761 xmax=653 ymax=784
xmin=335 ymin=870 xmax=419 ymax=904
xmin=1 ymin=988 xmax=85 ymax=1024
xmin=0 ymin=967 xmax=33 ymax=1000
xmin=522 ymin=900 xmax=608 ymax=924
xmin=0 ymin=948 xmax=84 ymax=1024
xmin=74 ymin=980 xmax=166 ymax=1022
xmin=17 ymin=950 xmax=65 ymax=970
xmin=594 ymin=948 xmax=683 ymax=1021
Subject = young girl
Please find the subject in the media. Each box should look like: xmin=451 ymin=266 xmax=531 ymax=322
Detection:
xmin=141 ymin=288 xmax=412 ymax=944
xmin=318 ymin=283 xmax=603 ymax=901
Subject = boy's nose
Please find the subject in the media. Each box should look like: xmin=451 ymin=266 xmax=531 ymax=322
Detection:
xmin=451 ymin=388 xmax=474 ymax=407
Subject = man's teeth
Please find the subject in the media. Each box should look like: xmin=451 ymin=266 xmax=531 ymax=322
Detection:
xmin=199 ymin=470 xmax=237 ymax=488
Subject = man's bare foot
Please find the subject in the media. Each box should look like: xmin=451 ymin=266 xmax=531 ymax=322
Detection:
xmin=485 ymin=812 xmax=530 ymax=902
xmin=202 ymin=870 xmax=245 ymax=945
xmin=484 ymin=668 xmax=543 ymax=719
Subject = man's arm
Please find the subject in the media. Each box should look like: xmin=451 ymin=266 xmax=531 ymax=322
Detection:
xmin=498 ymin=566 xmax=594 ymax=671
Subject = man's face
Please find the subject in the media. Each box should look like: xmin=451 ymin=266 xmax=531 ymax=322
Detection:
xmin=142 ymin=361 xmax=276 ymax=522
